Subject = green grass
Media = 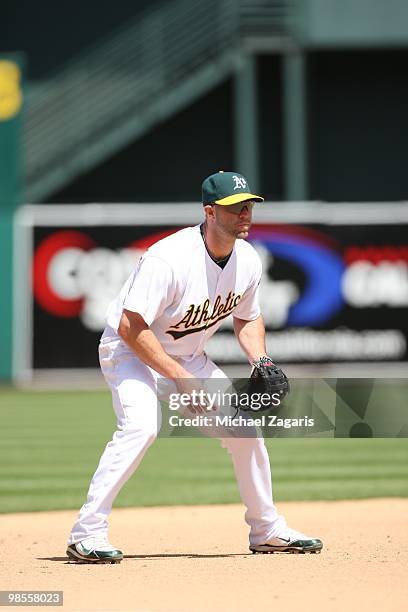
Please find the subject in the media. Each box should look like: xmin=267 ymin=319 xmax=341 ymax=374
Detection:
xmin=1 ymin=388 xmax=408 ymax=513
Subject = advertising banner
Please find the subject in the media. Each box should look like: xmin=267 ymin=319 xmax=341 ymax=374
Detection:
xmin=14 ymin=203 xmax=408 ymax=377
xmin=208 ymin=222 xmax=408 ymax=364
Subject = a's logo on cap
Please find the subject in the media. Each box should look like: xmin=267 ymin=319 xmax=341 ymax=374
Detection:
xmin=232 ymin=175 xmax=247 ymax=190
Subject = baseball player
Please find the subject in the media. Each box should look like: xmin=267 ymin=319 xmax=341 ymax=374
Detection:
xmin=66 ymin=171 xmax=323 ymax=563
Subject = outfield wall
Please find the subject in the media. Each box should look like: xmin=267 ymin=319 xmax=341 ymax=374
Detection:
xmin=13 ymin=202 xmax=408 ymax=383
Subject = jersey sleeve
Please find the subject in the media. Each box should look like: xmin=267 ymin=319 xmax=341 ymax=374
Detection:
xmin=232 ymin=253 xmax=262 ymax=321
xmin=122 ymin=255 xmax=175 ymax=325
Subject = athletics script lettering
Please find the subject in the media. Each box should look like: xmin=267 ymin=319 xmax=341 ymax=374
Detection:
xmin=166 ymin=292 xmax=242 ymax=339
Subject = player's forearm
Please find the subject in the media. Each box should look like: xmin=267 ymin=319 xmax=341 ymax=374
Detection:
xmin=118 ymin=311 xmax=189 ymax=379
xmin=233 ymin=315 xmax=267 ymax=364
xmin=126 ymin=329 xmax=186 ymax=379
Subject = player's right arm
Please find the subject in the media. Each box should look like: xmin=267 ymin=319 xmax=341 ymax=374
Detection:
xmin=114 ymin=254 xmax=186 ymax=379
xmin=115 ymin=253 xmax=187 ymax=380
xmin=118 ymin=309 xmax=189 ymax=380
xmin=118 ymin=310 xmax=211 ymax=413
xmin=114 ymin=254 xmax=210 ymax=412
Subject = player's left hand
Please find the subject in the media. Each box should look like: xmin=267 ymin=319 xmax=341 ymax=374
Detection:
xmin=241 ymin=356 xmax=290 ymax=412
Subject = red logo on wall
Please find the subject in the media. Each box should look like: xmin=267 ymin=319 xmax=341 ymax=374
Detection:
xmin=32 ymin=229 xmax=177 ymax=325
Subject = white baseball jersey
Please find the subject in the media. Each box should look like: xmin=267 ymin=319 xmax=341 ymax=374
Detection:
xmin=105 ymin=224 xmax=262 ymax=361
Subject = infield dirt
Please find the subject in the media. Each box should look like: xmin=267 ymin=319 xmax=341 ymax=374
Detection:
xmin=2 ymin=499 xmax=407 ymax=611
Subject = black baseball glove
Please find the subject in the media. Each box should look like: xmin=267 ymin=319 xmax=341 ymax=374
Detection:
xmin=241 ymin=356 xmax=290 ymax=412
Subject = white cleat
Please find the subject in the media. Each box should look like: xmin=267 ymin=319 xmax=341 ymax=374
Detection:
xmin=250 ymin=527 xmax=323 ymax=554
xmin=66 ymin=534 xmax=123 ymax=563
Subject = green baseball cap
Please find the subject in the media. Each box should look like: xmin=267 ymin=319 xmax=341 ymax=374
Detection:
xmin=202 ymin=171 xmax=264 ymax=206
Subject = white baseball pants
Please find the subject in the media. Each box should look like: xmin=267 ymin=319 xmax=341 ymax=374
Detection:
xmin=68 ymin=335 xmax=287 ymax=546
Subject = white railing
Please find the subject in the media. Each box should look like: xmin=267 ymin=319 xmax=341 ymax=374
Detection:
xmin=24 ymin=0 xmax=291 ymax=200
